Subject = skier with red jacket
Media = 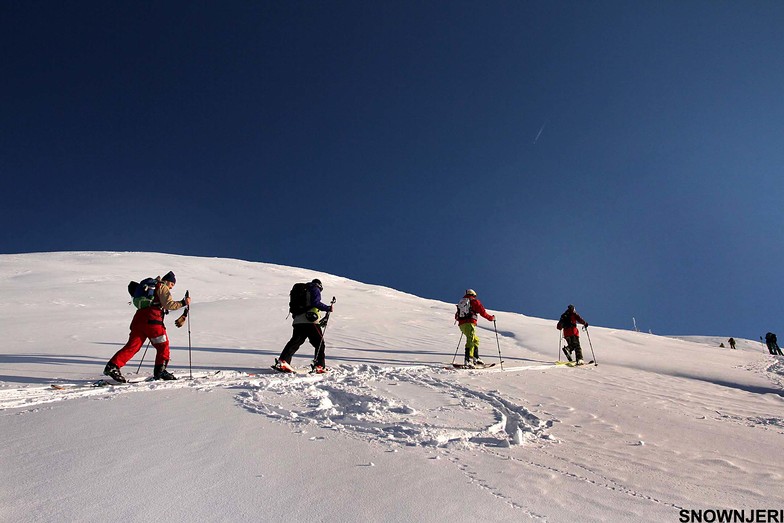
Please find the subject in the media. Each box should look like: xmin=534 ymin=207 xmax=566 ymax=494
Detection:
xmin=557 ymin=304 xmax=589 ymax=365
xmin=104 ymin=271 xmax=191 ymax=382
xmin=455 ymin=289 xmax=495 ymax=368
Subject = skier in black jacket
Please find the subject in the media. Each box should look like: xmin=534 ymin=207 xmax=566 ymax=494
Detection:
xmin=275 ymin=279 xmax=334 ymax=373
xmin=764 ymin=332 xmax=783 ymax=356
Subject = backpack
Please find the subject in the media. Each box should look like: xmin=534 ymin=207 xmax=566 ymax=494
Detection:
xmin=559 ymin=311 xmax=576 ymax=330
xmin=456 ymin=297 xmax=473 ymax=319
xmin=128 ymin=277 xmax=158 ymax=309
xmin=289 ymin=282 xmax=312 ymax=315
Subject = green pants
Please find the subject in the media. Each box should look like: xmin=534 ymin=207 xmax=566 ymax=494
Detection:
xmin=459 ymin=323 xmax=480 ymax=359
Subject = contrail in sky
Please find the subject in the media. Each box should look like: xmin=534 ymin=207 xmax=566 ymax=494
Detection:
xmin=533 ymin=121 xmax=546 ymax=144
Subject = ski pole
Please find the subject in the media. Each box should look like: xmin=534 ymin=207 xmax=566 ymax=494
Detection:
xmin=558 ymin=331 xmax=563 ymax=362
xmin=451 ymin=332 xmax=464 ymax=365
xmin=186 ymin=290 xmax=192 ymax=379
xmin=321 ymin=297 xmax=337 ymax=336
xmin=584 ymin=326 xmax=598 ymax=365
xmin=314 ymin=297 xmax=336 ymax=367
xmin=136 ymin=340 xmax=151 ymax=373
xmin=493 ymin=319 xmax=504 ymax=370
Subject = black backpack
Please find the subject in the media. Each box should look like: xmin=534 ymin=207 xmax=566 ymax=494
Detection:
xmin=559 ymin=311 xmax=576 ymax=329
xmin=289 ymin=283 xmax=312 ymax=315
xmin=128 ymin=277 xmax=158 ymax=309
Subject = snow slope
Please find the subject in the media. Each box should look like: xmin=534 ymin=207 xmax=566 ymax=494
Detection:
xmin=1 ymin=252 xmax=782 ymax=522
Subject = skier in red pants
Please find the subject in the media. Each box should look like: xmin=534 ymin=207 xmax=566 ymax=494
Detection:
xmin=104 ymin=271 xmax=190 ymax=382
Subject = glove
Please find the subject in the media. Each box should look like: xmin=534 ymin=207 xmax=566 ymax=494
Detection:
xmin=490 ymin=315 xmax=496 ymax=322
xmin=174 ymin=308 xmax=188 ymax=328
xmin=328 ymin=305 xmax=334 ymax=312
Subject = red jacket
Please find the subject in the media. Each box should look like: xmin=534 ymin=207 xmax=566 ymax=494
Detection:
xmin=557 ymin=310 xmax=587 ymax=337
xmin=456 ymin=296 xmax=494 ymax=326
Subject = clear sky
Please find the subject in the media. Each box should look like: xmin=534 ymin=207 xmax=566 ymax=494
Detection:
xmin=3 ymin=1 xmax=783 ymax=340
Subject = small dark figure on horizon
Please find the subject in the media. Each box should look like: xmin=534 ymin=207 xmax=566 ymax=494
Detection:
xmin=764 ymin=332 xmax=783 ymax=356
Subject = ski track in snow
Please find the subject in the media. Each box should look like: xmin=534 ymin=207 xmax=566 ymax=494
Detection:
xmin=0 ymin=364 xmax=554 ymax=448
xmin=5 ymin=360 xmax=783 ymax=440
xmin=3 ymin=361 xmax=782 ymax=442
xmin=235 ymin=363 xmax=553 ymax=448
xmin=1 ymin=367 xmax=782 ymax=522
xmin=3 ymin=356 xmax=782 ymax=519
xmin=764 ymin=358 xmax=784 ymax=389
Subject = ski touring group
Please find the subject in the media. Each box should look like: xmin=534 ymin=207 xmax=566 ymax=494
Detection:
xmin=100 ymin=269 xmax=776 ymax=383
xmin=103 ymin=274 xmax=339 ymax=382
xmin=100 ymin=268 xmax=596 ymax=382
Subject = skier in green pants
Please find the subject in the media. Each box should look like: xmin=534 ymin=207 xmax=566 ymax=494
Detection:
xmin=455 ymin=289 xmax=495 ymax=368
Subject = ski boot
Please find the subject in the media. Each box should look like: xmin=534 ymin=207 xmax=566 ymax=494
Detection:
xmin=311 ymin=364 xmax=328 ymax=374
xmin=103 ymin=363 xmax=128 ymax=383
xmin=561 ymin=347 xmax=573 ymax=362
xmin=153 ymin=364 xmax=177 ymax=381
xmin=273 ymin=359 xmax=294 ymax=373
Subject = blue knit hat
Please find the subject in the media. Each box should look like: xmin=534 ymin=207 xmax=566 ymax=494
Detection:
xmin=162 ymin=271 xmax=176 ymax=284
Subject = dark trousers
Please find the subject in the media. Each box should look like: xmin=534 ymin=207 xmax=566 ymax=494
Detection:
xmin=768 ymin=342 xmax=783 ymax=356
xmin=565 ymin=335 xmax=584 ymax=361
xmin=280 ymin=323 xmax=326 ymax=366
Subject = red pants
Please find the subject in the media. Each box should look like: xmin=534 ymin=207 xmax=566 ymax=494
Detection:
xmin=109 ymin=310 xmax=170 ymax=368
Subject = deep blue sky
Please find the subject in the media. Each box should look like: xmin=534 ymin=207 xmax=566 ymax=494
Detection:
xmin=3 ymin=1 xmax=783 ymax=340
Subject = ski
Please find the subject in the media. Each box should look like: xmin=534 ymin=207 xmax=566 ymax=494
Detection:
xmin=49 ymin=370 xmax=225 ymax=390
xmin=50 ymin=376 xmax=154 ymax=390
xmin=270 ymin=364 xmax=314 ymax=375
xmin=50 ymin=380 xmax=108 ymax=390
xmin=555 ymin=360 xmax=595 ymax=367
xmin=450 ymin=362 xmax=499 ymax=370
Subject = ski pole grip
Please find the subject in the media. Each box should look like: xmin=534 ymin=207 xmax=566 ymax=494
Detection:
xmin=331 ymin=296 xmax=336 ymax=304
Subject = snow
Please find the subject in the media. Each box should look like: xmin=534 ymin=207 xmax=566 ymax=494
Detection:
xmin=1 ymin=251 xmax=782 ymax=522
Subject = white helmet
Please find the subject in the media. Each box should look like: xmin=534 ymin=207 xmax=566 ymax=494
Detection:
xmin=465 ymin=289 xmax=477 ymax=296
